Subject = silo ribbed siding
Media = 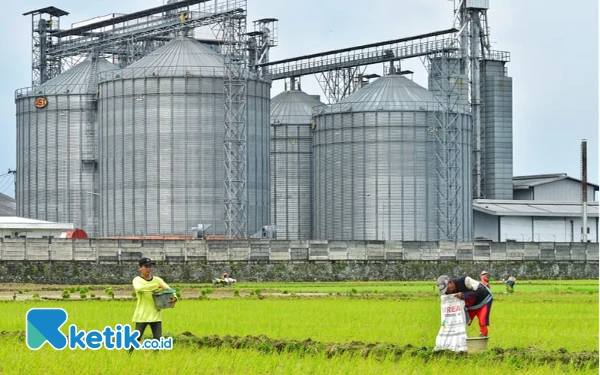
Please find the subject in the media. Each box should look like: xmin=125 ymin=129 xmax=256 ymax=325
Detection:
xmin=312 ymin=75 xmax=472 ymax=241
xmin=482 ymin=60 xmax=513 ymax=200
xmin=270 ymin=90 xmax=326 ymax=240
xmin=15 ymin=58 xmax=119 ymax=237
xmin=97 ymin=37 xmax=270 ymax=236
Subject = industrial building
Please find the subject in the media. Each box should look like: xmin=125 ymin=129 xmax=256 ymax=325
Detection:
xmin=13 ymin=1 xmax=597 ymax=243
xmin=473 ymin=174 xmax=599 ymax=242
xmin=513 ymin=174 xmax=598 ymax=202
xmin=0 ymin=216 xmax=74 ymax=238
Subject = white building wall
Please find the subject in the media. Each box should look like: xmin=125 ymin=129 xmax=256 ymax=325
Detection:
xmin=473 ymin=211 xmax=498 ymax=241
xmin=499 ymin=216 xmax=531 ymax=242
xmin=0 ymin=228 xmax=68 ymax=238
xmin=532 ymin=217 xmax=568 ymax=242
xmin=475 ymin=213 xmax=599 ymax=243
xmin=564 ymin=217 xmax=599 ymax=242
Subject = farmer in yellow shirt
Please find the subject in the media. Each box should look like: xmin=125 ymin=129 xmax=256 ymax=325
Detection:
xmin=131 ymin=257 xmax=177 ymax=349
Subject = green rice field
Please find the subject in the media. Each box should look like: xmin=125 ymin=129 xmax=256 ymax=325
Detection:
xmin=1 ymin=280 xmax=598 ymax=374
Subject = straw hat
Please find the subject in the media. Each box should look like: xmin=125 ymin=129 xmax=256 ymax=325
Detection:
xmin=480 ymin=270 xmax=488 ymax=276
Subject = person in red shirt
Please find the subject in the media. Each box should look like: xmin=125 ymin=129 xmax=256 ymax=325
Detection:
xmin=437 ymin=275 xmax=493 ymax=337
xmin=480 ymin=270 xmax=490 ymax=287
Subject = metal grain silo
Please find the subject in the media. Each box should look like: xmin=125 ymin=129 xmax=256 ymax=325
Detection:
xmin=97 ymin=37 xmax=270 ymax=236
xmin=15 ymin=57 xmax=119 ymax=237
xmin=270 ymin=85 xmax=325 ymax=239
xmin=312 ymin=74 xmax=472 ymax=241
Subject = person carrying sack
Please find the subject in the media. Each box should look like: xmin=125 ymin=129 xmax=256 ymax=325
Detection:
xmin=437 ymin=274 xmax=493 ymax=337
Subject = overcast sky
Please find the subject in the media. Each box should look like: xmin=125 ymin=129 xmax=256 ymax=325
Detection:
xmin=1 ymin=0 xmax=598 ymax=198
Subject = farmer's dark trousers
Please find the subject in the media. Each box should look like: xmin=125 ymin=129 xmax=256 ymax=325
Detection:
xmin=128 ymin=322 xmax=162 ymax=353
xmin=134 ymin=322 xmax=163 ymax=340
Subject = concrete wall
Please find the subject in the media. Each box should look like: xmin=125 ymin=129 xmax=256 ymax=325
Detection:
xmin=0 ymin=239 xmax=597 ymax=283
xmin=0 ymin=238 xmax=597 ymax=262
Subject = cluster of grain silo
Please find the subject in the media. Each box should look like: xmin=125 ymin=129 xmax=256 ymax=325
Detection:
xmin=16 ymin=52 xmax=474 ymax=240
xmin=16 ymin=37 xmax=270 ymax=237
xmin=14 ymin=2 xmax=517 ymax=242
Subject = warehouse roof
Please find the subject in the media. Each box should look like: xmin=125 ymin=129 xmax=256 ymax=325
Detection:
xmin=473 ymin=200 xmax=599 ymax=217
xmin=513 ymin=173 xmax=599 ymax=190
xmin=0 ymin=216 xmax=74 ymax=230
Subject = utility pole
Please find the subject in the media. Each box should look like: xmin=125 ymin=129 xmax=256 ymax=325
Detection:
xmin=581 ymin=139 xmax=588 ymax=242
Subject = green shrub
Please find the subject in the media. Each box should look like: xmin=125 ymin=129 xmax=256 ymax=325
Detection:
xmin=32 ymin=293 xmax=40 ymax=300
xmin=62 ymin=290 xmax=70 ymax=299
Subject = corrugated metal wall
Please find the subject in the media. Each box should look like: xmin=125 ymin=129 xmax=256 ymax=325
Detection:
xmin=532 ymin=179 xmax=596 ymax=202
xmin=428 ymin=57 xmax=469 ymax=106
xmin=313 ymin=100 xmax=472 ymax=241
xmin=16 ymin=58 xmax=119 ymax=237
xmin=270 ymin=90 xmax=325 ymax=240
xmin=97 ymin=74 xmax=270 ymax=236
xmin=15 ymin=93 xmax=96 ymax=235
xmin=0 ymin=193 xmax=16 ymax=216
xmin=482 ymin=60 xmax=513 ymax=199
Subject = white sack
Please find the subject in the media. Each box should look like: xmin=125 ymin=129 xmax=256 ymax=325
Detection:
xmin=433 ymin=294 xmax=468 ymax=352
